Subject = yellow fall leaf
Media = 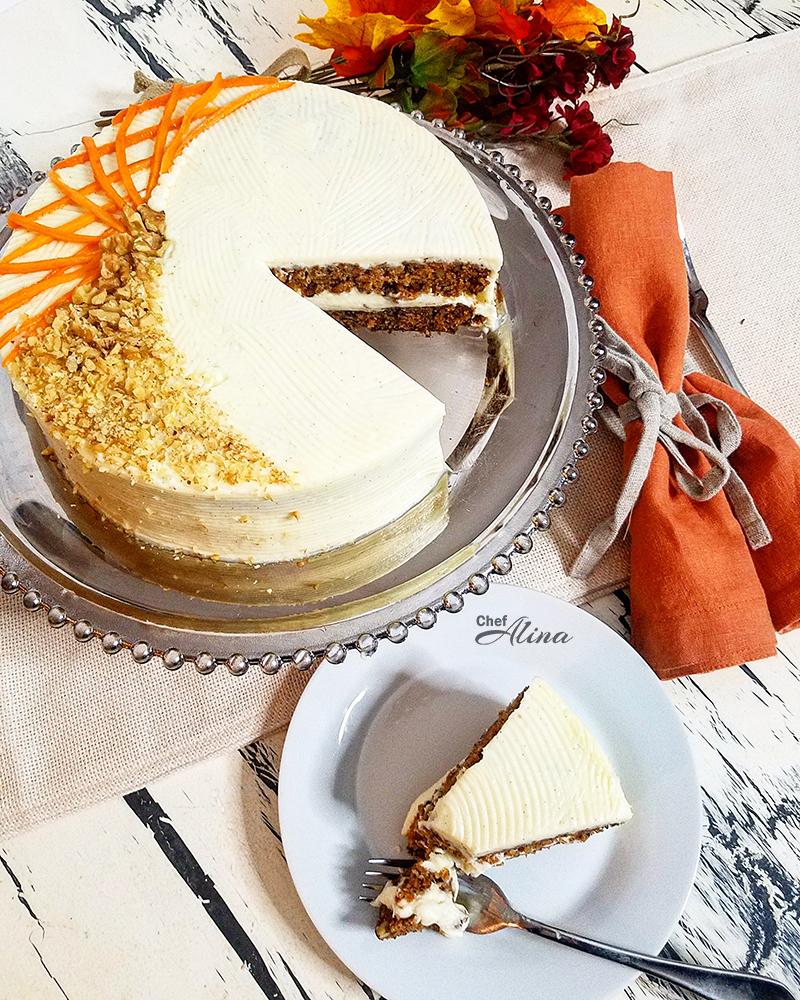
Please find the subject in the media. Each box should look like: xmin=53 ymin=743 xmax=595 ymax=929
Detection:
xmin=297 ymin=10 xmax=410 ymax=52
xmin=425 ymin=0 xmax=477 ymax=35
xmin=537 ymin=0 xmax=607 ymax=40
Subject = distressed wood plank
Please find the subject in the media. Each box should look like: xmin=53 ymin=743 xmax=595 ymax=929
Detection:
xmin=151 ymin=749 xmax=377 ymax=1000
xmin=78 ymin=0 xmax=325 ymax=80
xmin=0 ymin=798 xmax=271 ymax=1000
xmin=0 ymin=851 xmax=74 ymax=1000
xmin=617 ymin=0 xmax=748 ymax=70
xmin=657 ymin=0 xmax=800 ymax=38
xmin=581 ymin=592 xmax=800 ymax=998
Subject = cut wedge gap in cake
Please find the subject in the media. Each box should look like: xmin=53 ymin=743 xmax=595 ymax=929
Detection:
xmin=375 ymin=678 xmax=632 ymax=939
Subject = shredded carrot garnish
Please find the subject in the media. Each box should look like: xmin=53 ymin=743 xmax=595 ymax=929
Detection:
xmin=116 ymin=76 xmax=256 ymax=121
xmin=0 ymin=265 xmax=95 ymax=320
xmin=5 ymin=215 xmax=103 ymax=264
xmin=54 ymin=89 xmax=223 ymax=171
xmin=56 ymin=122 xmax=163 ymax=170
xmin=110 ymin=81 xmax=209 ymax=124
xmin=54 ymin=100 xmax=225 ymax=172
xmin=0 ymin=250 xmax=100 ymax=275
xmin=83 ymin=136 xmax=127 ymax=211
xmin=26 ymin=155 xmax=151 ymax=222
xmin=114 ymin=106 xmax=143 ymax=206
xmin=26 ymin=194 xmax=71 ymax=221
xmin=111 ymin=89 xmax=169 ymax=123
xmin=5 ymin=156 xmax=149 ymax=263
xmin=221 ymin=74 xmax=283 ymax=90
xmin=1 ymin=77 xmax=294 ymax=348
xmin=172 ymin=81 xmax=290 ymax=163
xmin=50 ymin=173 xmax=124 ymax=232
xmin=146 ymin=85 xmax=181 ymax=199
xmin=161 ymin=74 xmax=225 ymax=175
xmin=7 ymin=212 xmax=98 ymax=243
xmin=32 ymin=159 xmax=146 ymax=226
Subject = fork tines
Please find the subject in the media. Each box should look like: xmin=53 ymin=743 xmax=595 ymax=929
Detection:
xmin=359 ymin=879 xmax=385 ymax=902
xmin=360 ymin=857 xmax=414 ymax=902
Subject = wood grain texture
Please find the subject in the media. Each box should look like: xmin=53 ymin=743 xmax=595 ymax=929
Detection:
xmin=659 ymin=0 xmax=800 ymax=37
xmin=0 ymin=2 xmax=799 ymax=999
xmin=582 ymin=593 xmax=800 ymax=999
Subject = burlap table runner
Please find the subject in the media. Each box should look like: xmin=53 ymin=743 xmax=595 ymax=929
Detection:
xmin=2 ymin=31 xmax=799 ymax=836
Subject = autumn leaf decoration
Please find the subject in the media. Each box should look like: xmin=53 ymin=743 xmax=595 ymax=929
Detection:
xmin=296 ymin=0 xmax=635 ymax=178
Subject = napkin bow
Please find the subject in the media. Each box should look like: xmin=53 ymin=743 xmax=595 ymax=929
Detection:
xmin=572 ymin=322 xmax=771 ymax=578
xmin=564 ymin=162 xmax=800 ymax=678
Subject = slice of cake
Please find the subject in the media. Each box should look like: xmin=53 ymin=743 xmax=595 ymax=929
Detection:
xmin=375 ymin=679 xmax=631 ymax=938
xmin=406 ymin=679 xmax=633 ymax=871
xmin=0 ymin=76 xmax=502 ymax=564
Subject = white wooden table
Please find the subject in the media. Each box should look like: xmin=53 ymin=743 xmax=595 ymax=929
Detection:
xmin=2 ymin=2 xmax=800 ymax=998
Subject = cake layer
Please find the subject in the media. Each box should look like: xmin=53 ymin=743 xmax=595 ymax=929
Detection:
xmin=405 ymin=679 xmax=632 ymax=869
xmin=274 ymin=261 xmax=498 ymax=327
xmin=272 ymin=262 xmax=493 ymax=298
xmin=330 ymin=305 xmax=477 ymax=334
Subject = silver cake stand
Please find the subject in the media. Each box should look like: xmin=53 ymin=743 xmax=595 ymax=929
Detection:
xmin=0 ymin=112 xmax=606 ymax=676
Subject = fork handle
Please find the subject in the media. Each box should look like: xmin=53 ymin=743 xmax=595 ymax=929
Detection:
xmin=518 ymin=918 xmax=795 ymax=999
xmin=690 ymin=311 xmax=749 ymax=398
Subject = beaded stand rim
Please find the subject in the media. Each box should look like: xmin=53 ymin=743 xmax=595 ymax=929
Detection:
xmin=0 ymin=106 xmax=607 ymax=677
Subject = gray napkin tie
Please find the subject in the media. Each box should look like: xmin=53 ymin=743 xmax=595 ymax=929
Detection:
xmin=571 ymin=322 xmax=771 ymax=579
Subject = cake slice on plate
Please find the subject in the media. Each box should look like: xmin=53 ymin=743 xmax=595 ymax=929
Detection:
xmin=374 ymin=678 xmax=632 ymax=938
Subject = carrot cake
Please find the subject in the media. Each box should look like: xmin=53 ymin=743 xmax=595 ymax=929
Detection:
xmin=374 ymin=679 xmax=632 ymax=939
xmin=0 ymin=76 xmax=503 ymax=563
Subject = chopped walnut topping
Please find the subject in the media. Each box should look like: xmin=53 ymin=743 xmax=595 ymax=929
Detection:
xmin=9 ymin=205 xmax=289 ymax=491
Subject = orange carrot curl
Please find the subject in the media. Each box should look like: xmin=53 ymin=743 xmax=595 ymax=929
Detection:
xmin=1 ymin=76 xmax=293 ymax=356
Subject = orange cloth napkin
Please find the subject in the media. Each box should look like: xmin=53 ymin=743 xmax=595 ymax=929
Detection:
xmin=565 ymin=162 xmax=800 ymax=678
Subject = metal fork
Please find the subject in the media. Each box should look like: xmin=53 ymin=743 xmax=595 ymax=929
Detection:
xmin=677 ymin=213 xmax=748 ymax=397
xmin=364 ymin=859 xmax=796 ymax=1000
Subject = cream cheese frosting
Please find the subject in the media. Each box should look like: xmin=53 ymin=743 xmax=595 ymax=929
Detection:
xmin=304 ymin=289 xmax=496 ymax=320
xmin=412 ymin=679 xmax=632 ymax=867
xmin=1 ymin=81 xmax=503 ymax=563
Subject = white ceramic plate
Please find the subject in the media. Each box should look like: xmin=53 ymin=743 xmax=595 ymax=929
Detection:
xmin=279 ymin=586 xmax=702 ymax=1000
